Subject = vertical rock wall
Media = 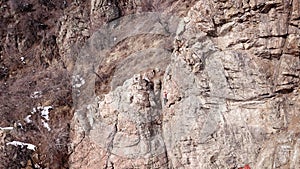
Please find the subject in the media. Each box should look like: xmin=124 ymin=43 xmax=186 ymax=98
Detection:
xmin=70 ymin=0 xmax=299 ymax=169
xmin=0 ymin=0 xmax=299 ymax=168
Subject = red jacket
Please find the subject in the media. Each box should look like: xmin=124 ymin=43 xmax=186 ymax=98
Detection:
xmin=239 ymin=164 xmax=251 ymax=169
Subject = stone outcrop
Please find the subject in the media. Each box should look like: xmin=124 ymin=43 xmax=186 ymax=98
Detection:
xmin=71 ymin=0 xmax=300 ymax=168
xmin=0 ymin=0 xmax=299 ymax=168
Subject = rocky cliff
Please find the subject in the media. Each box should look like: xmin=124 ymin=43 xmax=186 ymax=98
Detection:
xmin=0 ymin=0 xmax=299 ymax=168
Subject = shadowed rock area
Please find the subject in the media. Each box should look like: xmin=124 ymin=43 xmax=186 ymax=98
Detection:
xmin=0 ymin=0 xmax=299 ymax=168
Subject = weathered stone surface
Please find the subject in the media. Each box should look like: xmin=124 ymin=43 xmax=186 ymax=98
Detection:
xmin=70 ymin=0 xmax=299 ymax=168
xmin=1 ymin=0 xmax=299 ymax=168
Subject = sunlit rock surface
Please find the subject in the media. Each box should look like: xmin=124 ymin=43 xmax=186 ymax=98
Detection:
xmin=0 ymin=0 xmax=299 ymax=168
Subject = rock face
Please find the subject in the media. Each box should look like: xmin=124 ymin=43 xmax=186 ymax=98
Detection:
xmin=71 ymin=0 xmax=300 ymax=169
xmin=0 ymin=0 xmax=299 ymax=168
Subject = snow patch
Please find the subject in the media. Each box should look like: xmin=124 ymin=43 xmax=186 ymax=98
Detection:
xmin=31 ymin=107 xmax=37 ymax=114
xmin=72 ymin=75 xmax=85 ymax=88
xmin=0 ymin=127 xmax=13 ymax=130
xmin=20 ymin=57 xmax=26 ymax=64
xmin=24 ymin=115 xmax=32 ymax=123
xmin=35 ymin=164 xmax=41 ymax=168
xmin=41 ymin=119 xmax=51 ymax=131
xmin=26 ymin=106 xmax=53 ymax=132
xmin=38 ymin=106 xmax=52 ymax=121
xmin=17 ymin=122 xmax=23 ymax=129
xmin=6 ymin=141 xmax=36 ymax=151
xmin=30 ymin=91 xmax=42 ymax=99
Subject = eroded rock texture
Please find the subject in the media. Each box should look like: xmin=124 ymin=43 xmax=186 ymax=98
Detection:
xmin=0 ymin=0 xmax=299 ymax=168
xmin=71 ymin=0 xmax=300 ymax=169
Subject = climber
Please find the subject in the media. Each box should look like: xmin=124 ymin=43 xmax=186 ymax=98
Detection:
xmin=238 ymin=164 xmax=251 ymax=169
xmin=163 ymin=91 xmax=168 ymax=105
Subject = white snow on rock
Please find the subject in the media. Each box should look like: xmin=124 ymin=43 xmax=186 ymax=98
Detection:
xmin=26 ymin=106 xmax=53 ymax=132
xmin=41 ymin=119 xmax=51 ymax=131
xmin=38 ymin=106 xmax=53 ymax=121
xmin=72 ymin=75 xmax=85 ymax=88
xmin=6 ymin=141 xmax=36 ymax=151
xmin=20 ymin=57 xmax=25 ymax=64
xmin=24 ymin=115 xmax=32 ymax=123
xmin=0 ymin=127 xmax=13 ymax=130
xmin=30 ymin=91 xmax=42 ymax=99
xmin=17 ymin=122 xmax=23 ymax=129
xmin=31 ymin=107 xmax=37 ymax=114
